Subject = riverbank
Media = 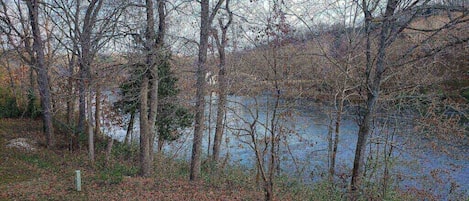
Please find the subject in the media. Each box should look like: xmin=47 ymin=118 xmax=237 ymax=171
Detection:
xmin=0 ymin=118 xmax=310 ymax=200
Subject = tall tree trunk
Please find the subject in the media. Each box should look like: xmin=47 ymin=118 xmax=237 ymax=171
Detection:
xmin=350 ymin=0 xmax=397 ymax=198
xmin=207 ymin=92 xmax=213 ymax=156
xmin=212 ymin=68 xmax=226 ymax=163
xmin=26 ymin=0 xmax=54 ymax=148
xmin=94 ymin=84 xmax=101 ymax=138
xmin=191 ymin=0 xmax=210 ymax=181
xmin=212 ymin=2 xmax=232 ymax=164
xmin=350 ymin=94 xmax=375 ymax=196
xmin=139 ymin=0 xmax=165 ymax=177
xmin=87 ymin=91 xmax=95 ymax=163
xmin=66 ymin=55 xmax=76 ymax=125
xmin=191 ymin=0 xmax=224 ymax=181
xmin=330 ymin=96 xmax=343 ymax=177
xmin=139 ymin=75 xmax=152 ymax=176
xmin=79 ymin=54 xmax=93 ymax=160
xmin=105 ymin=137 xmax=114 ymax=167
xmin=266 ymin=83 xmax=281 ymax=201
xmin=158 ymin=135 xmax=164 ymax=153
xmin=22 ymin=18 xmax=37 ymax=119
xmin=148 ymin=62 xmax=158 ymax=168
xmin=80 ymin=0 xmax=104 ymax=162
xmin=77 ymin=0 xmax=103 ymax=146
xmin=149 ymin=0 xmax=166 ymax=165
xmin=125 ymin=111 xmax=135 ymax=145
xmin=78 ymin=71 xmax=86 ymax=135
xmin=28 ymin=63 xmax=36 ymax=118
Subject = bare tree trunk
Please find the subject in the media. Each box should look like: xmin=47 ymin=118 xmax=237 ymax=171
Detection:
xmin=78 ymin=69 xmax=86 ymax=135
xmin=158 ymin=135 xmax=164 ymax=153
xmin=350 ymin=0 xmax=397 ymax=198
xmin=139 ymin=75 xmax=152 ymax=176
xmin=26 ymin=0 xmax=54 ymax=148
xmin=191 ymin=0 xmax=224 ymax=181
xmin=148 ymin=63 xmax=158 ymax=168
xmin=266 ymin=85 xmax=281 ymax=201
xmin=212 ymin=72 xmax=226 ymax=162
xmin=350 ymin=96 xmax=375 ymax=195
xmin=207 ymin=92 xmax=213 ymax=156
xmin=330 ymin=97 xmax=343 ymax=177
xmin=264 ymin=179 xmax=274 ymax=201
xmin=77 ymin=0 xmax=104 ymax=151
xmin=125 ymin=111 xmax=135 ymax=145
xmin=147 ymin=0 xmax=166 ymax=166
xmin=191 ymin=0 xmax=210 ymax=181
xmin=139 ymin=0 xmax=165 ymax=177
xmin=382 ymin=125 xmax=395 ymax=199
xmin=79 ymin=54 xmax=93 ymax=161
xmin=105 ymin=137 xmax=114 ymax=167
xmin=327 ymin=116 xmax=334 ymax=182
xmin=28 ymin=63 xmax=36 ymax=118
xmin=94 ymin=84 xmax=101 ymax=138
xmin=66 ymin=55 xmax=76 ymax=125
xmin=212 ymin=1 xmax=232 ymax=164
xmin=87 ymin=91 xmax=95 ymax=163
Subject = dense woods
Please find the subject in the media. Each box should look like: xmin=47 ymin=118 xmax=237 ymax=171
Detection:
xmin=0 ymin=0 xmax=468 ymax=200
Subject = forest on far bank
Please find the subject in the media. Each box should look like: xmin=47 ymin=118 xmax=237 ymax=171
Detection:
xmin=1 ymin=0 xmax=468 ymax=200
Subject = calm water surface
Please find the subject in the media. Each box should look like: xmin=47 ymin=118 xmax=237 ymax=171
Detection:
xmin=106 ymin=94 xmax=468 ymax=198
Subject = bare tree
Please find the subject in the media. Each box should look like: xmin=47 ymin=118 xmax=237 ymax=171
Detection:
xmin=0 ymin=1 xmax=36 ymax=118
xmin=138 ymin=0 xmax=166 ymax=177
xmin=225 ymin=2 xmax=297 ymax=199
xmin=281 ymin=0 xmax=468 ymax=198
xmin=349 ymin=1 xmax=469 ymax=199
xmin=25 ymin=0 xmax=54 ymax=148
xmin=190 ymin=0 xmax=224 ymax=181
xmin=211 ymin=0 xmax=232 ymax=165
xmin=0 ymin=1 xmax=55 ymax=147
xmin=47 ymin=0 xmax=127 ymax=161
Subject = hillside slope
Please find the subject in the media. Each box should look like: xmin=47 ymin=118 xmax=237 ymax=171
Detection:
xmin=0 ymin=118 xmax=264 ymax=201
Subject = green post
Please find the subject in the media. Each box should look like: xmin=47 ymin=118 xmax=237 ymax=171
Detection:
xmin=75 ymin=170 xmax=81 ymax=191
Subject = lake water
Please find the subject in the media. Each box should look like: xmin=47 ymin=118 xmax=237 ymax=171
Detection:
xmin=105 ymin=94 xmax=469 ymax=199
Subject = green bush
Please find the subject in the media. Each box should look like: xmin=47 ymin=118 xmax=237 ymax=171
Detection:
xmin=112 ymin=141 xmax=138 ymax=159
xmin=0 ymin=88 xmax=21 ymax=118
xmin=26 ymin=88 xmax=41 ymax=118
xmin=98 ymin=163 xmax=138 ymax=185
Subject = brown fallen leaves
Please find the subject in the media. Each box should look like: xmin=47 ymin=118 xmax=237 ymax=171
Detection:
xmin=0 ymin=119 xmax=264 ymax=201
xmin=88 ymin=177 xmax=262 ymax=201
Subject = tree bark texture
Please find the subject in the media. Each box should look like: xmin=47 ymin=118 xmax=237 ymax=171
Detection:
xmin=350 ymin=0 xmax=398 ymax=198
xmin=26 ymin=0 xmax=55 ymax=148
xmin=212 ymin=67 xmax=226 ymax=163
xmin=139 ymin=0 xmax=165 ymax=177
xmin=125 ymin=111 xmax=135 ymax=145
xmin=191 ymin=0 xmax=211 ymax=181
xmin=330 ymin=96 xmax=343 ymax=178
xmin=139 ymin=75 xmax=152 ymax=176
xmin=191 ymin=0 xmax=224 ymax=181
xmin=94 ymin=85 xmax=101 ymax=138
xmin=87 ymin=92 xmax=95 ymax=163
xmin=77 ymin=0 xmax=103 ymax=142
xmin=66 ymin=55 xmax=76 ymax=125
xmin=212 ymin=0 xmax=232 ymax=164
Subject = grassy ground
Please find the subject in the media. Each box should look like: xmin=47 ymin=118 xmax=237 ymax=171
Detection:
xmin=0 ymin=118 xmax=312 ymax=200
